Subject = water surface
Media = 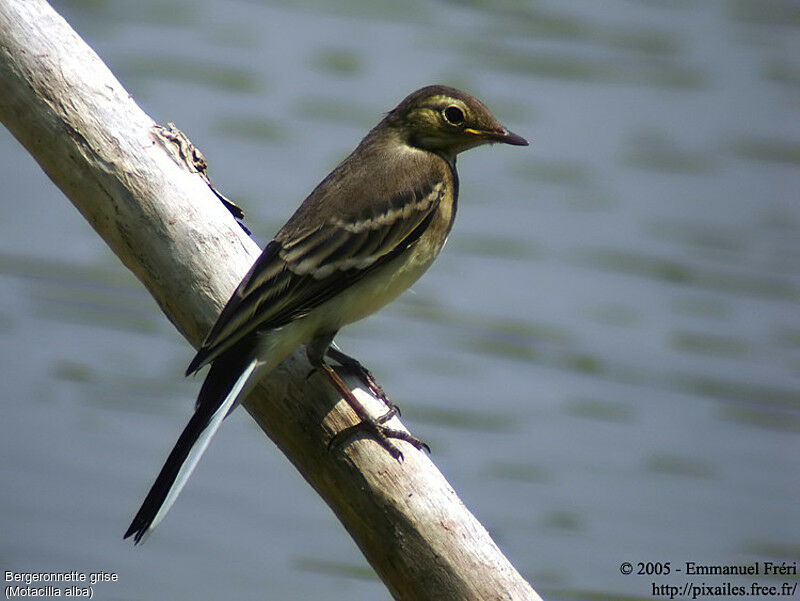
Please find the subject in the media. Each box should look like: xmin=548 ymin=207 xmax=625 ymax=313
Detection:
xmin=1 ymin=1 xmax=798 ymax=599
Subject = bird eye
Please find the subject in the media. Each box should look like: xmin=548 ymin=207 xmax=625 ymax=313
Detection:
xmin=443 ymin=105 xmax=465 ymax=126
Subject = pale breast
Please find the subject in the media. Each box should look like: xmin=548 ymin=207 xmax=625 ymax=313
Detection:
xmin=313 ymin=175 xmax=456 ymax=331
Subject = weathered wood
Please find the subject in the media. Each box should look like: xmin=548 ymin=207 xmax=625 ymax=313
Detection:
xmin=0 ymin=2 xmax=542 ymax=599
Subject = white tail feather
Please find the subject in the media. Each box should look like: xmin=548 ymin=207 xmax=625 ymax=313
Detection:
xmin=144 ymin=359 xmax=260 ymax=536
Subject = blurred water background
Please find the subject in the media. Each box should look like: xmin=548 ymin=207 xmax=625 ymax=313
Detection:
xmin=1 ymin=0 xmax=799 ymax=599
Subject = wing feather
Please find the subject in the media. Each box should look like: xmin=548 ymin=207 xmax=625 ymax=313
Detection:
xmin=186 ymin=177 xmax=444 ymax=374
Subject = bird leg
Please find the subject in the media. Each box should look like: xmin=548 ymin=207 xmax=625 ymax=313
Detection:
xmin=306 ymin=335 xmax=428 ymax=460
xmin=314 ymin=361 xmax=429 ymax=460
xmin=325 ymin=346 xmax=400 ymax=416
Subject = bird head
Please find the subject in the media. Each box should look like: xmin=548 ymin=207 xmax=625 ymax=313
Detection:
xmin=385 ymin=85 xmax=528 ymax=159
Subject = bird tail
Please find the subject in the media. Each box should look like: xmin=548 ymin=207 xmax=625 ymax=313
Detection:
xmin=124 ymin=354 xmax=260 ymax=544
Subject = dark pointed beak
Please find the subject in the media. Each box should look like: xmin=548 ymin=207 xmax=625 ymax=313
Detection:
xmin=493 ymin=126 xmax=529 ymax=146
xmin=466 ymin=126 xmax=529 ymax=146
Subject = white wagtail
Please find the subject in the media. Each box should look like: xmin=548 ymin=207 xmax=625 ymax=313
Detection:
xmin=125 ymin=85 xmax=528 ymax=543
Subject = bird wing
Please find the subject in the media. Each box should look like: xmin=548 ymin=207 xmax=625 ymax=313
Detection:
xmin=186 ymin=176 xmax=444 ymax=374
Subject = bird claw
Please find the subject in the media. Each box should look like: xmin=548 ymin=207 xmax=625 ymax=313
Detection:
xmin=327 ymin=406 xmax=430 ymax=460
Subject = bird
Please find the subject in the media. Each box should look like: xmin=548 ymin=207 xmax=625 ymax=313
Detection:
xmin=124 ymin=84 xmax=528 ymax=544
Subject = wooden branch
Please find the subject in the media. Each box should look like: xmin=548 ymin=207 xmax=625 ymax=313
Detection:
xmin=0 ymin=1 xmax=542 ymax=599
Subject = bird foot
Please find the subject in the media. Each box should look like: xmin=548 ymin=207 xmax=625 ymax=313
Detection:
xmin=327 ymin=405 xmax=430 ymax=461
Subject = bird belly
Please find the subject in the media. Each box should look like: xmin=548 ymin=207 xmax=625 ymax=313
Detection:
xmin=313 ymin=235 xmax=444 ymax=335
xmin=324 ymin=187 xmax=455 ymax=329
